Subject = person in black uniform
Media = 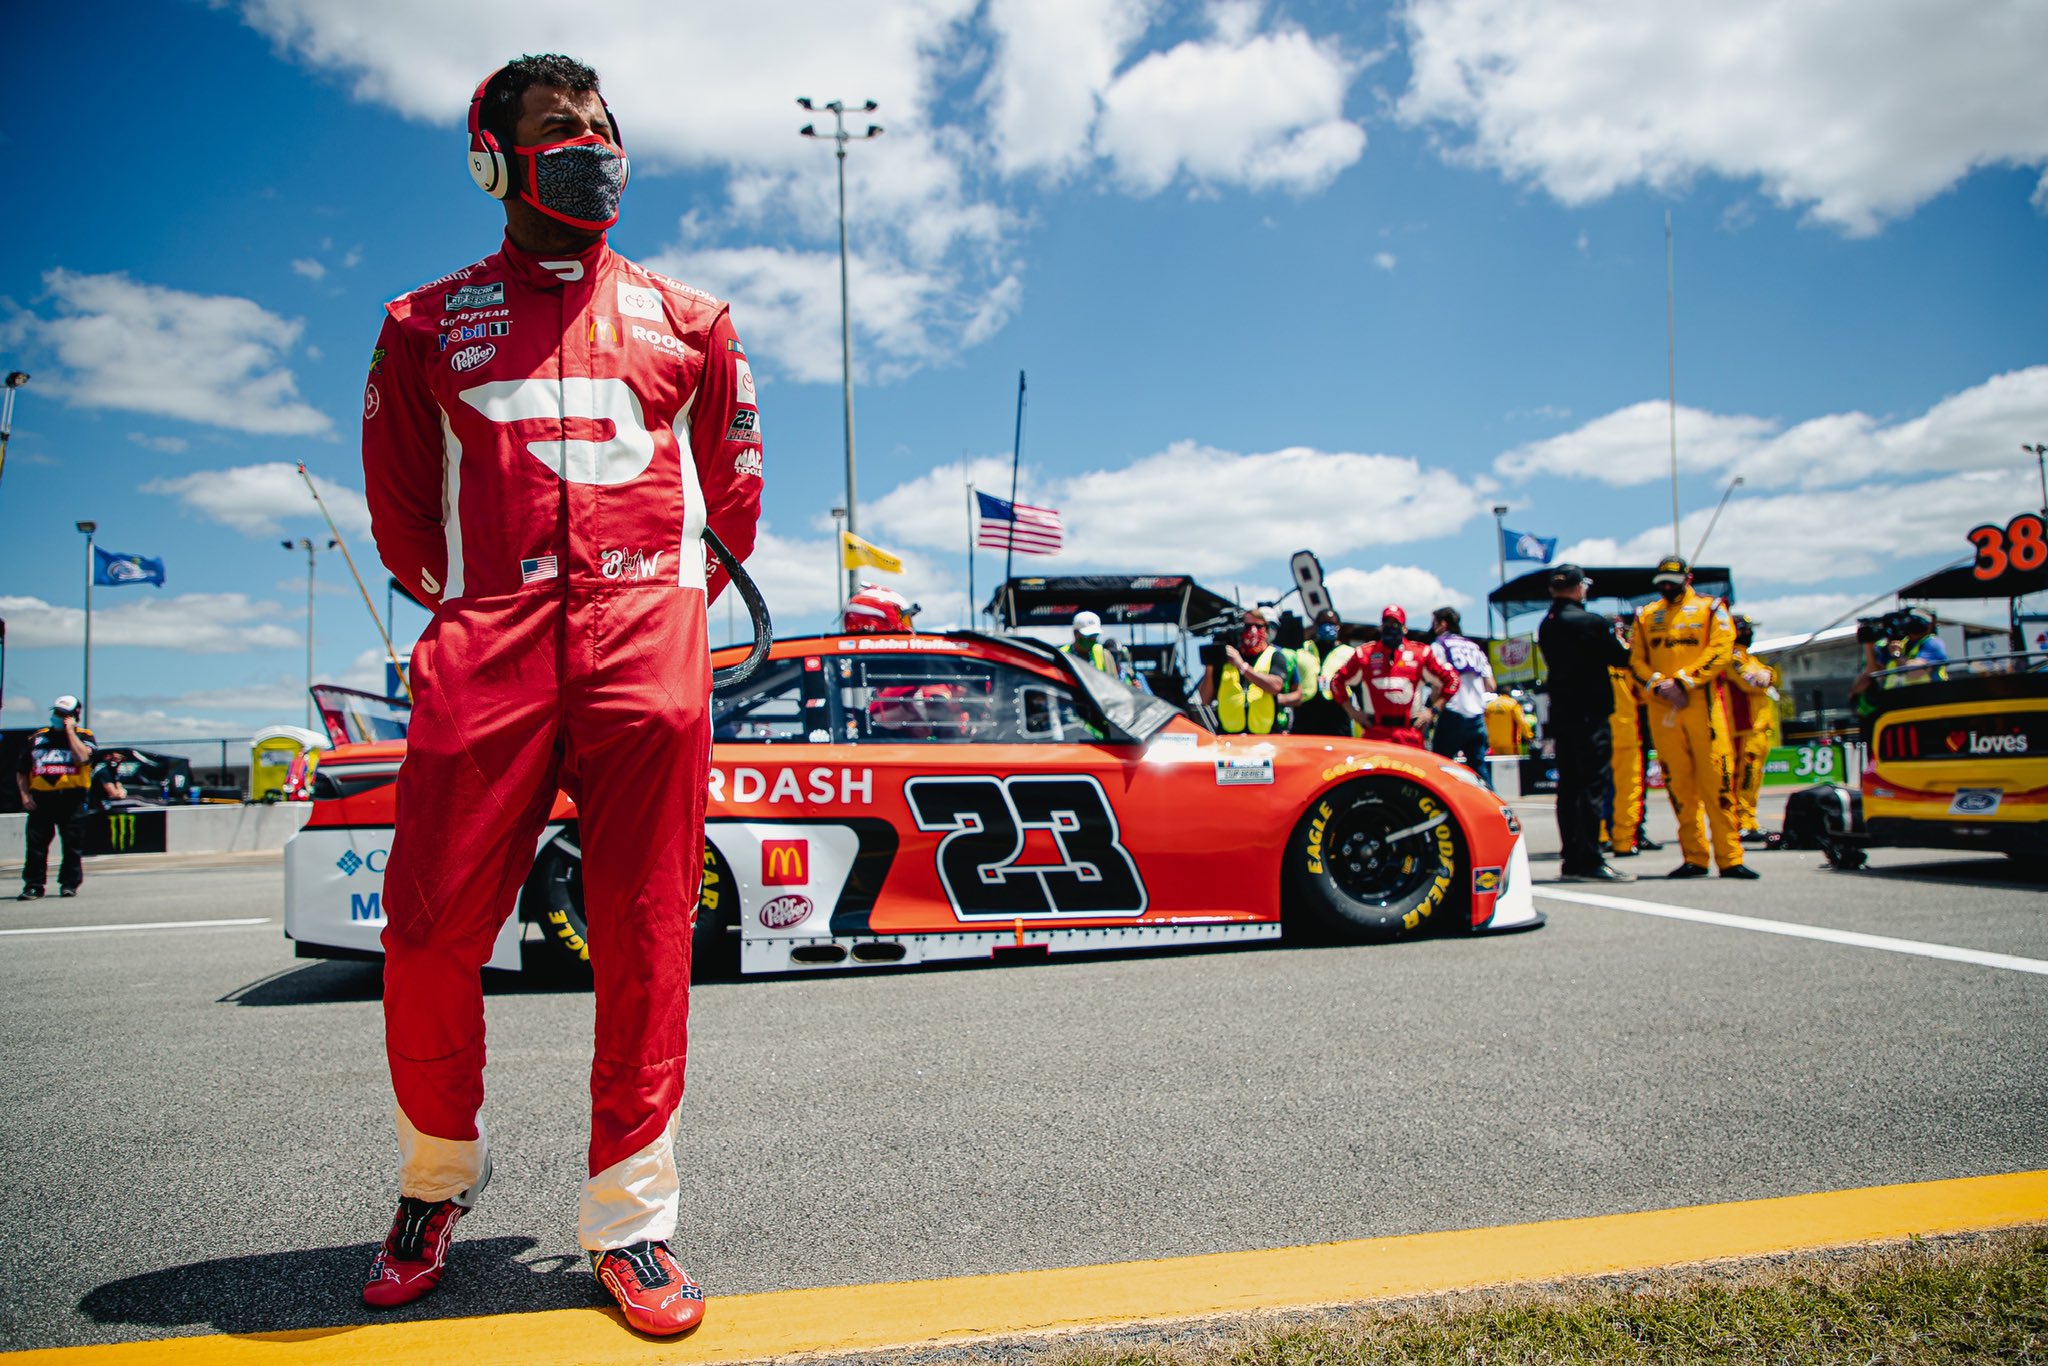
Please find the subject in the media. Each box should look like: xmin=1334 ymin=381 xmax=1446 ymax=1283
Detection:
xmin=1536 ymin=567 xmax=1633 ymax=883
xmin=16 ymin=696 xmax=96 ymax=900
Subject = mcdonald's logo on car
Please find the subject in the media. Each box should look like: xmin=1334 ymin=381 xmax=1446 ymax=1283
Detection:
xmin=761 ymin=838 xmax=809 ymax=887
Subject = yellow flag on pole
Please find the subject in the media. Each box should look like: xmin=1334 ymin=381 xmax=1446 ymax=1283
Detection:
xmin=841 ymin=530 xmax=904 ymax=574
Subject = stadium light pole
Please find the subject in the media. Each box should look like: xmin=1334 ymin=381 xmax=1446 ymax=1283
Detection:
xmin=830 ymin=506 xmax=848 ymax=617
xmin=799 ymin=97 xmax=882 ymax=602
xmin=283 ymin=537 xmax=338 ymax=728
xmin=75 ymin=520 xmax=95 ymax=725
xmin=0 ymin=371 xmax=29 ymax=496
xmin=2026 ymin=442 xmax=2047 ymax=515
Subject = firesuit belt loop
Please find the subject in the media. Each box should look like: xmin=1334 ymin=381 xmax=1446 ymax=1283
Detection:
xmin=705 ymin=527 xmax=773 ymax=691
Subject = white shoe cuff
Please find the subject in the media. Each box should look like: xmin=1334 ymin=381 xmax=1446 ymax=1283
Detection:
xmin=397 ymin=1106 xmax=488 ymax=1205
xmin=579 ymin=1109 xmax=680 ymax=1251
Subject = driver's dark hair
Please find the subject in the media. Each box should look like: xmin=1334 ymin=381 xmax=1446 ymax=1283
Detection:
xmin=1432 ymin=606 xmax=1461 ymax=634
xmin=479 ymin=54 xmax=603 ymax=152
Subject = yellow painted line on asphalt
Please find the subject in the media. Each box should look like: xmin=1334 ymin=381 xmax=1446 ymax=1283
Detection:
xmin=10 ymin=1169 xmax=2045 ymax=1365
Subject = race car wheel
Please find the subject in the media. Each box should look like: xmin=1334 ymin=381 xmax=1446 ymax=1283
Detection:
xmin=521 ymin=831 xmax=737 ymax=980
xmin=1286 ymin=776 xmax=1465 ymax=942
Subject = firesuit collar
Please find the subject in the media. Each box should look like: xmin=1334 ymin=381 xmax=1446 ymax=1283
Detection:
xmin=499 ymin=232 xmax=608 ymax=290
xmin=513 ymin=134 xmax=628 ymax=231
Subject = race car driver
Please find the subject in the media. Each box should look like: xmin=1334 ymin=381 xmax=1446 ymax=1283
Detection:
xmin=357 ymin=55 xmax=760 ymax=1336
xmin=1722 ymin=615 xmax=1781 ymax=843
xmin=1328 ymin=605 xmax=1457 ymax=747
xmin=1629 ymin=558 xmax=1754 ymax=880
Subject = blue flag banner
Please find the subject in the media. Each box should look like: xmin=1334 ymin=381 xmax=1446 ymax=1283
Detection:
xmin=1502 ymin=528 xmax=1557 ymax=564
xmin=93 ymin=547 xmax=166 ymax=587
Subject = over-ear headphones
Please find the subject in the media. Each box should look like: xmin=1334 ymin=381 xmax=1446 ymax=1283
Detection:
xmin=466 ymin=66 xmax=627 ymax=200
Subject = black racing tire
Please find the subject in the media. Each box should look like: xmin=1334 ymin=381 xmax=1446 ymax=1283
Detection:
xmin=520 ymin=830 xmax=737 ymax=981
xmin=1286 ymin=776 xmax=1466 ymax=943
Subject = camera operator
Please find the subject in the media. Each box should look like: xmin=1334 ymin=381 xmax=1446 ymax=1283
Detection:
xmin=1198 ymin=608 xmax=1298 ymax=735
xmin=1850 ymin=606 xmax=1946 ymax=740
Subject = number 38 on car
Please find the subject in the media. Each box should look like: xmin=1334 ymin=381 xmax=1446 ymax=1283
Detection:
xmin=283 ymin=632 xmax=1541 ymax=977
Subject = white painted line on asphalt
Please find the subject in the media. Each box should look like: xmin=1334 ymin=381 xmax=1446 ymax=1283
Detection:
xmin=0 ymin=917 xmax=272 ymax=938
xmin=1536 ymin=888 xmax=2048 ymax=976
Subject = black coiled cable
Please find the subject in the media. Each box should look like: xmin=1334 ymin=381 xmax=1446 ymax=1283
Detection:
xmin=704 ymin=527 xmax=773 ymax=691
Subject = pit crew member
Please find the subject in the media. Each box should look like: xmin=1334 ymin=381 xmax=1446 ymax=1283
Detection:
xmin=1427 ymin=607 xmax=1494 ymax=782
xmin=1629 ymin=557 xmax=1754 ymax=880
xmin=1065 ymin=610 xmax=1139 ymax=686
xmin=1723 ymin=615 xmax=1780 ymax=843
xmin=1605 ymin=617 xmax=1657 ymax=858
xmin=1537 ymin=567 xmax=1633 ymax=883
xmin=16 ymin=696 xmax=94 ymax=901
xmin=1328 ymin=605 xmax=1457 ymax=747
xmin=357 ymin=54 xmax=761 ymax=1336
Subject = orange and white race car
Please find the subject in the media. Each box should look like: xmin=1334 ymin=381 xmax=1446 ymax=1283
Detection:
xmin=283 ymin=632 xmax=1540 ymax=977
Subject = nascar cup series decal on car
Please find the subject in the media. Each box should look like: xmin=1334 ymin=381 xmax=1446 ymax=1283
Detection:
xmin=1214 ymin=757 xmax=1274 ymax=786
xmin=617 ymin=284 xmax=664 ymax=320
xmin=758 ymin=894 xmax=814 ymax=930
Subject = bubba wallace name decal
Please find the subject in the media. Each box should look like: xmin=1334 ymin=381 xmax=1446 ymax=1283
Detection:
xmin=708 ymin=766 xmax=873 ymax=805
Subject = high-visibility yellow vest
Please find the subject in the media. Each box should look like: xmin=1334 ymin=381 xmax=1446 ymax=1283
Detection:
xmin=1217 ymin=647 xmax=1282 ymax=734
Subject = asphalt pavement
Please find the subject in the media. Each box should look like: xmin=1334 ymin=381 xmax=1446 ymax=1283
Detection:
xmin=2 ymin=794 xmax=2044 ymax=1352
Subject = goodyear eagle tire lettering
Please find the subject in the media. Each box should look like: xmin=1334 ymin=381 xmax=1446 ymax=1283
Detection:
xmin=520 ymin=831 xmax=735 ymax=980
xmin=1285 ymin=776 xmax=1465 ymax=943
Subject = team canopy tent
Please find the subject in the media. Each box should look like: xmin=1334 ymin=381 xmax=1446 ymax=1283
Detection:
xmin=1488 ymin=565 xmax=1735 ymax=625
xmin=986 ymin=574 xmax=1242 ymax=634
xmin=1897 ymin=560 xmax=2048 ymax=602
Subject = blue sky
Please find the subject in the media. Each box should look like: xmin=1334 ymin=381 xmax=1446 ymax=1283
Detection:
xmin=3 ymin=0 xmax=2045 ymax=740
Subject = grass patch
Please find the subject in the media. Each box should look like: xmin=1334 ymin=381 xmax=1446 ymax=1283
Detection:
xmin=1046 ymin=1230 xmax=2048 ymax=1366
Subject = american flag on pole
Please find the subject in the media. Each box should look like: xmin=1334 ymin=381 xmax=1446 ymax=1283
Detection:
xmin=976 ymin=491 xmax=1063 ymax=555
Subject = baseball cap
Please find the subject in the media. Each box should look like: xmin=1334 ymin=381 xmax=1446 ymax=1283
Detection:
xmin=1548 ymin=564 xmax=1589 ymax=589
xmin=1073 ymin=610 xmax=1102 ymax=637
xmin=1651 ymin=555 xmax=1690 ymax=585
xmin=1380 ymin=603 xmax=1408 ymax=626
xmin=51 ymin=695 xmax=81 ymax=716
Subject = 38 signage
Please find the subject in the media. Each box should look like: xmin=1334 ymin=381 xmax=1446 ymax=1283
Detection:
xmin=1968 ymin=512 xmax=2047 ymax=587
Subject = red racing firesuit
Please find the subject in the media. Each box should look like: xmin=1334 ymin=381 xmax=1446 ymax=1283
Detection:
xmin=361 ymin=233 xmax=761 ymax=1253
xmin=1328 ymin=639 xmax=1458 ymax=746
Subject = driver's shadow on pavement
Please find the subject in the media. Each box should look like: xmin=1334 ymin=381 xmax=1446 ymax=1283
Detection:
xmin=79 ymin=1236 xmax=604 ymax=1337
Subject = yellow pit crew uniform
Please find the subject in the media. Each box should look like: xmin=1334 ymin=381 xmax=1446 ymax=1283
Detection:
xmin=1631 ymin=589 xmax=1744 ymax=871
xmin=1484 ymin=692 xmax=1531 ymax=755
xmin=1723 ymin=646 xmax=1781 ymax=837
xmin=1608 ymin=666 xmax=1646 ymax=853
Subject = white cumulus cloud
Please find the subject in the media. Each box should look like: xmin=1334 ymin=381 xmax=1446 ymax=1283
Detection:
xmin=1323 ymin=565 xmax=1471 ymax=622
xmin=0 ymin=594 xmax=301 ymax=653
xmin=1398 ymin=0 xmax=2048 ymax=234
xmin=1497 ymin=367 xmax=2048 ymax=490
xmin=9 ymin=271 xmax=331 ymax=436
xmin=144 ymin=462 xmax=371 ymax=538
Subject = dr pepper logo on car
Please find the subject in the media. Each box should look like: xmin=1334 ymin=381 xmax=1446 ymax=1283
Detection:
xmin=758 ymin=894 xmax=814 ymax=930
xmin=761 ymin=839 xmax=809 ymax=886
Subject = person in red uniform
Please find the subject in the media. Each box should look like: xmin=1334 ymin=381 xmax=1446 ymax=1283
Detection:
xmin=357 ymin=55 xmax=760 ymax=1337
xmin=1327 ymin=605 xmax=1457 ymax=746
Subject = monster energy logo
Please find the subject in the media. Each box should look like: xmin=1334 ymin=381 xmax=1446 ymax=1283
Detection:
xmin=107 ymin=813 xmax=138 ymax=852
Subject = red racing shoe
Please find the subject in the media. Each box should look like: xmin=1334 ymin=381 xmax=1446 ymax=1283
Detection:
xmin=593 ymin=1241 xmax=705 ymax=1336
xmin=362 ymin=1160 xmax=490 ymax=1308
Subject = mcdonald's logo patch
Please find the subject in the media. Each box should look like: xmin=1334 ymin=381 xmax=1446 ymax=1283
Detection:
xmin=761 ymin=838 xmax=809 ymax=886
